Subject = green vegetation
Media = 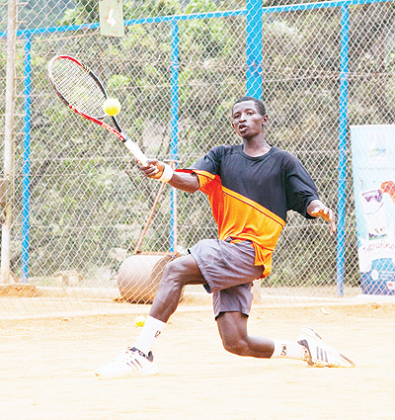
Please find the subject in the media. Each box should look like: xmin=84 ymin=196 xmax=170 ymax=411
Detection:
xmin=1 ymin=1 xmax=395 ymax=288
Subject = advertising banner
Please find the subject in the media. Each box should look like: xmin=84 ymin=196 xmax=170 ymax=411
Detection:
xmin=351 ymin=125 xmax=395 ymax=295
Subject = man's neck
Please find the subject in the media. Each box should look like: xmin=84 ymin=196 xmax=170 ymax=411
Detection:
xmin=242 ymin=136 xmax=271 ymax=157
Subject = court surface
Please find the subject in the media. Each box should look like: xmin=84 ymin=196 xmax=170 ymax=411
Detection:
xmin=1 ymin=302 xmax=394 ymax=420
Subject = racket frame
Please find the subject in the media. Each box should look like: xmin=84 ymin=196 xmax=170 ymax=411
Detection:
xmin=48 ymin=55 xmax=148 ymax=165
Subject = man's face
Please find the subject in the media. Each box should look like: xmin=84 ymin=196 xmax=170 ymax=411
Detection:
xmin=232 ymin=101 xmax=268 ymax=139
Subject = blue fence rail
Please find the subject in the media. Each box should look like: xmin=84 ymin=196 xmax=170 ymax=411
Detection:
xmin=2 ymin=0 xmax=395 ymax=291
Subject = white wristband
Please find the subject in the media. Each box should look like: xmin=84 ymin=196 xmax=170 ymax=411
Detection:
xmin=158 ymin=163 xmax=174 ymax=183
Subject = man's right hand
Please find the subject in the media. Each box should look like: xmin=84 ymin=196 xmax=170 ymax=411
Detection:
xmin=139 ymin=159 xmax=165 ymax=180
xmin=139 ymin=159 xmax=200 ymax=194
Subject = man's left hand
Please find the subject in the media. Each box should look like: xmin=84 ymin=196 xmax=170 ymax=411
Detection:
xmin=307 ymin=200 xmax=336 ymax=236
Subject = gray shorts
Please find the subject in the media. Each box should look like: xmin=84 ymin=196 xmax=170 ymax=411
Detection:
xmin=188 ymin=238 xmax=264 ymax=319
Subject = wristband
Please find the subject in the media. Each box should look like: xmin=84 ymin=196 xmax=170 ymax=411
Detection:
xmin=158 ymin=163 xmax=174 ymax=183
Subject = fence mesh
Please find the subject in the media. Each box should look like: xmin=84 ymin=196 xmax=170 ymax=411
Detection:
xmin=1 ymin=0 xmax=395 ymax=318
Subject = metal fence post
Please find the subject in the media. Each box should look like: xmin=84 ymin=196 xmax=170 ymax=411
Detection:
xmin=22 ymin=33 xmax=32 ymax=283
xmin=246 ymin=0 xmax=263 ymax=99
xmin=1 ymin=0 xmax=18 ymax=284
xmin=337 ymin=5 xmax=350 ymax=297
xmin=170 ymin=20 xmax=179 ymax=253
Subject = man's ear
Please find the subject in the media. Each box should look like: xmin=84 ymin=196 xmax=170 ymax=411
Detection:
xmin=231 ymin=119 xmax=237 ymax=133
xmin=262 ymin=114 xmax=269 ymax=127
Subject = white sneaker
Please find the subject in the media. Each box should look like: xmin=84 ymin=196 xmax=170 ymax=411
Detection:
xmin=95 ymin=347 xmax=159 ymax=379
xmin=297 ymin=327 xmax=355 ymax=368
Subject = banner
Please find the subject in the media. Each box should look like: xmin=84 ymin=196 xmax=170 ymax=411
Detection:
xmin=351 ymin=125 xmax=395 ymax=295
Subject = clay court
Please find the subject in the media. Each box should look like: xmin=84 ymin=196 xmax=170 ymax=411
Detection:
xmin=1 ymin=301 xmax=394 ymax=420
xmin=2 ymin=2 xmax=395 ymax=419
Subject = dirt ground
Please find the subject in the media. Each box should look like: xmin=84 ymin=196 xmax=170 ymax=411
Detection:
xmin=1 ymin=303 xmax=394 ymax=420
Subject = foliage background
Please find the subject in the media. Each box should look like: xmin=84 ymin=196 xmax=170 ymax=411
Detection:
xmin=1 ymin=0 xmax=395 ymax=294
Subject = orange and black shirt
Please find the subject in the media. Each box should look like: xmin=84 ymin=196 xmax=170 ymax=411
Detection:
xmin=177 ymin=145 xmax=319 ymax=278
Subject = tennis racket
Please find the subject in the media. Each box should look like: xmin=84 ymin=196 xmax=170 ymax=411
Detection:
xmin=47 ymin=55 xmax=149 ymax=165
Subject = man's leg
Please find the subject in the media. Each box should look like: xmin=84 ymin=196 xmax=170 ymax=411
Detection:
xmin=149 ymin=254 xmax=206 ymax=322
xmin=133 ymin=255 xmax=206 ymax=354
xmin=216 ymin=311 xmax=306 ymax=360
xmin=96 ymin=255 xmax=206 ymax=378
xmin=216 ymin=312 xmax=355 ymax=367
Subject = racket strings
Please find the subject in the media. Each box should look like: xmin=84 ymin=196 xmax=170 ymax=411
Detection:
xmin=50 ymin=58 xmax=106 ymax=119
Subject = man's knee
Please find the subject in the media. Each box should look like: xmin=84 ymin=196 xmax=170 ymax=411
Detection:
xmin=221 ymin=335 xmax=249 ymax=356
xmin=161 ymin=259 xmax=190 ymax=286
xmin=159 ymin=255 xmax=205 ymax=291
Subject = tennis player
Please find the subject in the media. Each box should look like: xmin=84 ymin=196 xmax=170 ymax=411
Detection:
xmin=96 ymin=97 xmax=354 ymax=378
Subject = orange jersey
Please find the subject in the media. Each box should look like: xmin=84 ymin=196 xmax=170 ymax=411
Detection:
xmin=177 ymin=145 xmax=319 ymax=278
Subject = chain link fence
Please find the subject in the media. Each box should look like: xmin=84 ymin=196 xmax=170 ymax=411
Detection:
xmin=1 ymin=0 xmax=395 ymax=318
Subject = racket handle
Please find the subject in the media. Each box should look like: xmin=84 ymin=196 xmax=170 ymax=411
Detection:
xmin=123 ymin=138 xmax=149 ymax=166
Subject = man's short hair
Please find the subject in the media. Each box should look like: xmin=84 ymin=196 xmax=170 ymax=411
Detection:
xmin=232 ymin=96 xmax=266 ymax=116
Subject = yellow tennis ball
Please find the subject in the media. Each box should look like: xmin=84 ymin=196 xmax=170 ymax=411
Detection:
xmin=103 ymin=98 xmax=121 ymax=116
xmin=135 ymin=316 xmax=145 ymax=327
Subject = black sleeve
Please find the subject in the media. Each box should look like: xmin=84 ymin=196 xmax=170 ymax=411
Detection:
xmin=284 ymin=153 xmax=320 ymax=219
xmin=188 ymin=146 xmax=223 ymax=175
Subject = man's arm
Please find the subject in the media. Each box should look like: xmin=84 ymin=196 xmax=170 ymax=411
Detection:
xmin=139 ymin=159 xmax=200 ymax=194
xmin=307 ymin=199 xmax=336 ymax=236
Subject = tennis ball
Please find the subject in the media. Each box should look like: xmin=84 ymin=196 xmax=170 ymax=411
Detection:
xmin=135 ymin=316 xmax=146 ymax=327
xmin=103 ymin=98 xmax=121 ymax=116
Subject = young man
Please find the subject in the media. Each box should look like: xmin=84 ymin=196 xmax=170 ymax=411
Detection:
xmin=96 ymin=97 xmax=354 ymax=378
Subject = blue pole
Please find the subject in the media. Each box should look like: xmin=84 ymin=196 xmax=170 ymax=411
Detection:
xmin=246 ymin=0 xmax=263 ymax=99
xmin=337 ymin=5 xmax=349 ymax=297
xmin=170 ymin=20 xmax=179 ymax=253
xmin=22 ymin=33 xmax=32 ymax=283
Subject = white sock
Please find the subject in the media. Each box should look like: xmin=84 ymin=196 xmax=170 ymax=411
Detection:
xmin=270 ymin=339 xmax=306 ymax=360
xmin=133 ymin=315 xmax=166 ymax=356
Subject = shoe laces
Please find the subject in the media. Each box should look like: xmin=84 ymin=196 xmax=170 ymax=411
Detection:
xmin=128 ymin=347 xmax=154 ymax=362
xmin=115 ymin=347 xmax=153 ymax=363
xmin=298 ymin=339 xmax=313 ymax=365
